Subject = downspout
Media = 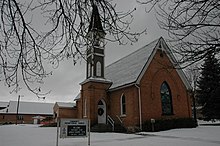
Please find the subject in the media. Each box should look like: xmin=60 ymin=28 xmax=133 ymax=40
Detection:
xmin=135 ymin=84 xmax=142 ymax=130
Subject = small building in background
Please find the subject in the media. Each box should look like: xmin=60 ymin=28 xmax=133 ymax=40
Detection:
xmin=0 ymin=101 xmax=54 ymax=124
xmin=53 ymin=102 xmax=77 ymax=122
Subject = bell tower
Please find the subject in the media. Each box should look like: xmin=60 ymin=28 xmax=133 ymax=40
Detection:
xmin=78 ymin=5 xmax=111 ymax=125
xmin=86 ymin=4 xmax=106 ymax=79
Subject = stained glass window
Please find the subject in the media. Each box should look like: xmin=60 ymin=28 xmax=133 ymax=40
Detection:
xmin=160 ymin=82 xmax=173 ymax=115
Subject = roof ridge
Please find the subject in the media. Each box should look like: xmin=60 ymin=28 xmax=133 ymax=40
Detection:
xmin=105 ymin=38 xmax=160 ymax=69
xmin=9 ymin=100 xmax=54 ymax=104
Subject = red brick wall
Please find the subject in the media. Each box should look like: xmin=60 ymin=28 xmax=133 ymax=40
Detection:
xmin=53 ymin=103 xmax=78 ymax=122
xmin=57 ymin=108 xmax=77 ymax=119
xmin=139 ymin=50 xmax=191 ymax=122
xmin=77 ymin=80 xmax=111 ymax=125
xmin=108 ymin=86 xmax=140 ymax=127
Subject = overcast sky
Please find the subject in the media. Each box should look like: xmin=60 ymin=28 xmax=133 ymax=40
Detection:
xmin=0 ymin=0 xmax=167 ymax=103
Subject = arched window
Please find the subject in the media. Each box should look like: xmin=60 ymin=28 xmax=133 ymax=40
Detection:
xmin=84 ymin=98 xmax=87 ymax=117
xmin=160 ymin=82 xmax=173 ymax=115
xmin=88 ymin=63 xmax=91 ymax=77
xmin=121 ymin=94 xmax=126 ymax=115
xmin=96 ymin=61 xmax=101 ymax=77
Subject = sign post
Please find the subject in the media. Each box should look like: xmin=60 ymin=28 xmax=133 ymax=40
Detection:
xmin=56 ymin=118 xmax=60 ymax=146
xmin=56 ymin=118 xmax=90 ymax=146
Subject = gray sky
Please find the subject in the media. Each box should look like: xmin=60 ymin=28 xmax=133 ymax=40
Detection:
xmin=0 ymin=0 xmax=167 ymax=103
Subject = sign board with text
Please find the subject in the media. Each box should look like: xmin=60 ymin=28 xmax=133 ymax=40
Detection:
xmin=60 ymin=119 xmax=88 ymax=138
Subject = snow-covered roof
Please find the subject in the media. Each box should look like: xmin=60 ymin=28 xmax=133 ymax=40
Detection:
xmin=55 ymin=102 xmax=75 ymax=108
xmin=0 ymin=101 xmax=9 ymax=111
xmin=74 ymin=93 xmax=81 ymax=101
xmin=105 ymin=37 xmax=191 ymax=90
xmin=0 ymin=101 xmax=54 ymax=115
xmin=105 ymin=38 xmax=158 ymax=90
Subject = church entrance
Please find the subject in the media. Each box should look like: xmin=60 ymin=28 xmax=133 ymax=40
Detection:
xmin=98 ymin=99 xmax=106 ymax=124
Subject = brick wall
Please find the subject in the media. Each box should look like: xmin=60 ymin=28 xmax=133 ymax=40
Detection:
xmin=0 ymin=114 xmax=52 ymax=124
xmin=108 ymin=86 xmax=140 ymax=127
xmin=78 ymin=80 xmax=111 ymax=125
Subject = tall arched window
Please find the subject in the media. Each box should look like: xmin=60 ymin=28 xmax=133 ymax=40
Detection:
xmin=88 ymin=63 xmax=91 ymax=77
xmin=121 ymin=94 xmax=126 ymax=115
xmin=160 ymin=82 xmax=173 ymax=115
xmin=96 ymin=61 xmax=101 ymax=77
xmin=84 ymin=98 xmax=87 ymax=117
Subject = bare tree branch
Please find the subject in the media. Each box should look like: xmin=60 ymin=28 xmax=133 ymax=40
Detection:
xmin=138 ymin=0 xmax=220 ymax=67
xmin=0 ymin=0 xmax=145 ymax=96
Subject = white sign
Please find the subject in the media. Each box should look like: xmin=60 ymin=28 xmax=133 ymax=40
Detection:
xmin=60 ymin=119 xmax=88 ymax=138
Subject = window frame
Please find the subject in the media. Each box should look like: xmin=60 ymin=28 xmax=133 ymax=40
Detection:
xmin=88 ymin=63 xmax=91 ymax=78
xmin=160 ymin=81 xmax=173 ymax=115
xmin=96 ymin=61 xmax=101 ymax=77
xmin=120 ymin=94 xmax=126 ymax=116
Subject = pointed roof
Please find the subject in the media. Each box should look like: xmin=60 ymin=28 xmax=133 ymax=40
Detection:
xmin=88 ymin=5 xmax=105 ymax=34
xmin=105 ymin=37 xmax=191 ymax=90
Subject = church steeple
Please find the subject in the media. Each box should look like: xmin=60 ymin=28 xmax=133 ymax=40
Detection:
xmin=86 ymin=5 xmax=106 ymax=79
xmin=88 ymin=4 xmax=105 ymax=34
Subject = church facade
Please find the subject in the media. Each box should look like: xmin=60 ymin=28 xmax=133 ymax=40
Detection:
xmin=55 ymin=5 xmax=193 ymax=131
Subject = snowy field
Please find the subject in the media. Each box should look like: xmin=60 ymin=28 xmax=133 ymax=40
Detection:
xmin=1 ymin=122 xmax=220 ymax=146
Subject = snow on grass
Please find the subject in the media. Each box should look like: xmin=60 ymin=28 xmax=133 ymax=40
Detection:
xmin=0 ymin=123 xmax=220 ymax=146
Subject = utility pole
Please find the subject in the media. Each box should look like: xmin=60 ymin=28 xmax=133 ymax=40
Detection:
xmin=16 ymin=95 xmax=20 ymax=125
xmin=15 ymin=95 xmax=23 ymax=125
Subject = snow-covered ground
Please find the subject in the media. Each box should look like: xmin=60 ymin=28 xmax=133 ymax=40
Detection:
xmin=0 ymin=122 xmax=220 ymax=146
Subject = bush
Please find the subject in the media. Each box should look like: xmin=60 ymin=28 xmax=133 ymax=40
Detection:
xmin=142 ymin=118 xmax=197 ymax=132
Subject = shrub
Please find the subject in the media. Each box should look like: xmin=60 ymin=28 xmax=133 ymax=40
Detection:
xmin=142 ymin=118 xmax=197 ymax=132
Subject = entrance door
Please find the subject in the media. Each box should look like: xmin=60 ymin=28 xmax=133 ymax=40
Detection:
xmin=98 ymin=100 xmax=106 ymax=124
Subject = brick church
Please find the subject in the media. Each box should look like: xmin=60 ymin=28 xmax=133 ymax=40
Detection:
xmin=54 ymin=5 xmax=192 ymax=131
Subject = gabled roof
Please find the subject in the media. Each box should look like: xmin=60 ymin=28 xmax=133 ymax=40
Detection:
xmin=0 ymin=101 xmax=54 ymax=115
xmin=105 ymin=37 xmax=191 ymax=90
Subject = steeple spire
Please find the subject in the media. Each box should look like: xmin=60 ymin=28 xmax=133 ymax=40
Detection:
xmin=88 ymin=4 xmax=105 ymax=34
xmin=86 ymin=4 xmax=106 ymax=79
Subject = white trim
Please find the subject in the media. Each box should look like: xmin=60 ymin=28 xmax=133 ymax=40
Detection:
xmin=88 ymin=63 xmax=91 ymax=78
xmin=136 ymin=45 xmax=158 ymax=84
xmin=87 ymin=53 xmax=105 ymax=58
xmin=84 ymin=98 xmax=87 ymax=118
xmin=135 ymin=84 xmax=142 ymax=130
xmin=80 ymin=77 xmax=112 ymax=85
xmin=160 ymin=38 xmax=192 ymax=90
